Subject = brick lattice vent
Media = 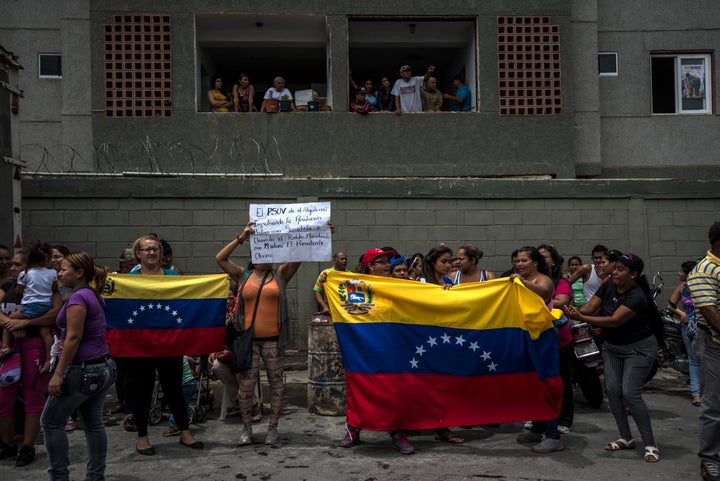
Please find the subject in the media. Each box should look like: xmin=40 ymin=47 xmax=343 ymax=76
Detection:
xmin=103 ymin=15 xmax=172 ymax=118
xmin=497 ymin=16 xmax=561 ymax=116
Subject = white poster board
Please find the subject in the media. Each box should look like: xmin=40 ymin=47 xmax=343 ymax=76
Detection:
xmin=249 ymin=202 xmax=332 ymax=263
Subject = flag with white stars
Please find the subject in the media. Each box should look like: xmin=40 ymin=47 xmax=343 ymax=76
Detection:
xmin=104 ymin=273 xmax=229 ymax=357
xmin=325 ymin=271 xmax=563 ymax=430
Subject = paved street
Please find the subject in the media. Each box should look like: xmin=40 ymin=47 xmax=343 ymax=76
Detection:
xmin=3 ymin=368 xmax=702 ymax=481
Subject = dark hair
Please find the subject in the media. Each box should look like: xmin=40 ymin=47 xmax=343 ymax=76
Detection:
xmin=681 ymin=260 xmax=696 ymax=275
xmin=516 ymin=246 xmax=550 ymax=277
xmin=238 ymin=73 xmax=249 ymax=82
xmin=452 ymin=75 xmax=464 ymax=83
xmin=52 ymin=244 xmax=71 ymax=257
xmin=210 ymin=75 xmax=223 ymax=88
xmin=0 ymin=245 xmax=9 ymax=252
xmin=568 ymin=256 xmax=582 ymax=265
xmin=420 ymin=245 xmax=452 ymax=284
xmin=538 ymin=244 xmax=563 ymax=285
xmin=591 ymin=244 xmax=608 ymax=255
xmin=28 ymin=240 xmax=52 ymax=266
xmin=709 ymin=222 xmax=720 ymax=244
xmin=159 ymin=239 xmax=173 ymax=257
xmin=458 ymin=244 xmax=483 ymax=264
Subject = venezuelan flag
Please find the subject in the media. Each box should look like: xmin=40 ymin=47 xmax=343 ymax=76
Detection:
xmin=325 ymin=271 xmax=563 ymax=430
xmin=104 ymin=274 xmax=229 ymax=357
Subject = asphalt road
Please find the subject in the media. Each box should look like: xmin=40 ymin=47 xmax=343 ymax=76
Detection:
xmin=3 ymin=368 xmax=702 ymax=481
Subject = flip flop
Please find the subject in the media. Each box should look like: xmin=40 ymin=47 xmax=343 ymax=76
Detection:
xmin=644 ymin=446 xmax=660 ymax=462
xmin=605 ymin=438 xmax=635 ymax=451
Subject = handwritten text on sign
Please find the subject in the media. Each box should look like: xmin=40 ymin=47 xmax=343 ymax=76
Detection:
xmin=249 ymin=202 xmax=331 ymax=263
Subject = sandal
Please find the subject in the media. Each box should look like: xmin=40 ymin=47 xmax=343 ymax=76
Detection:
xmin=644 ymin=445 xmax=660 ymax=462
xmin=605 ymin=438 xmax=635 ymax=451
xmin=434 ymin=428 xmax=464 ymax=444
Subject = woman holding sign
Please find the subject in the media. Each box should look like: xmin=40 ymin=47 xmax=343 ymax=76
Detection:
xmin=216 ymin=220 xmax=326 ymax=446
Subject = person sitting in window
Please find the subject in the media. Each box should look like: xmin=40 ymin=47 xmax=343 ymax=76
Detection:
xmin=260 ymin=77 xmax=296 ymax=112
xmin=443 ymin=75 xmax=472 ymax=112
xmin=233 ymin=73 xmax=257 ymax=112
xmin=207 ymin=75 xmax=233 ymax=113
xmin=349 ymin=89 xmax=375 ymax=114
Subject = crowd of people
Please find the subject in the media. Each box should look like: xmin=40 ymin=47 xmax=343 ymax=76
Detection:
xmin=207 ymin=64 xmax=474 ymax=114
xmin=0 ymin=220 xmax=719 ymax=481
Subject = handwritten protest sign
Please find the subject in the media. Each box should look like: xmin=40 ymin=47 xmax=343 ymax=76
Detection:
xmin=249 ymin=202 xmax=332 ymax=263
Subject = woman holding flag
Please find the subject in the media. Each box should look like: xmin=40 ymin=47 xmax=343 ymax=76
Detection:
xmin=126 ymin=235 xmax=204 ymax=455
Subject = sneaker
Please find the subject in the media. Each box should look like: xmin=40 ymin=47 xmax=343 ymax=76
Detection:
xmin=391 ymin=432 xmax=415 ymax=455
xmin=238 ymin=424 xmax=253 ymax=446
xmin=340 ymin=426 xmax=360 ymax=448
xmin=123 ymin=416 xmax=137 ymax=433
xmin=557 ymin=425 xmax=571 ymax=434
xmin=517 ymin=432 xmax=543 ymax=444
xmin=162 ymin=427 xmax=181 ymax=437
xmin=64 ymin=418 xmax=77 ymax=432
xmin=702 ymin=461 xmax=720 ymax=481
xmin=265 ymin=425 xmax=279 ymax=445
xmin=532 ymin=437 xmax=565 ymax=453
xmin=15 ymin=445 xmax=35 ymax=467
xmin=0 ymin=442 xmax=18 ymax=460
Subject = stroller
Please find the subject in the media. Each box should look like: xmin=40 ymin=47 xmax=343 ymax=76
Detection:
xmin=148 ymin=355 xmax=215 ymax=425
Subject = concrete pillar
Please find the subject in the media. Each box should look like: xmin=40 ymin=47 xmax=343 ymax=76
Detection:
xmin=326 ymin=16 xmax=348 ymax=112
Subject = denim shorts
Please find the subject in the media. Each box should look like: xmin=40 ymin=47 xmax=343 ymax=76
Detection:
xmin=21 ymin=301 xmax=51 ymax=318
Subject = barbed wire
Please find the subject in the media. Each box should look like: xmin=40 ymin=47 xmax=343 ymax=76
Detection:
xmin=21 ymin=134 xmax=284 ymax=176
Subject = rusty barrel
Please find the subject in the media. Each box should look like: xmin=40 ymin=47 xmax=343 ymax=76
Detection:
xmin=307 ymin=313 xmax=346 ymax=415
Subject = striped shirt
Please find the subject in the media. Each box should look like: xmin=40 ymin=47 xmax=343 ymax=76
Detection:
xmin=687 ymin=250 xmax=720 ymax=344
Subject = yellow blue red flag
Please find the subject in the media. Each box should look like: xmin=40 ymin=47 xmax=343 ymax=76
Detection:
xmin=104 ymin=274 xmax=229 ymax=357
xmin=325 ymin=271 xmax=563 ymax=430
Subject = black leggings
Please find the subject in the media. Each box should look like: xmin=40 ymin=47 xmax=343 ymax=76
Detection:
xmin=126 ymin=356 xmax=189 ymax=437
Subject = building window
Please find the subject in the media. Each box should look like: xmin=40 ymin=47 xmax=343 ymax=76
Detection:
xmin=598 ymin=52 xmax=618 ymax=76
xmin=652 ymin=53 xmax=712 ymax=114
xmin=349 ymin=18 xmax=477 ymax=111
xmin=38 ymin=54 xmax=62 ymax=78
xmin=195 ymin=14 xmax=327 ymax=112
xmin=497 ymin=16 xmax=562 ymax=116
xmin=103 ymin=15 xmax=173 ymax=118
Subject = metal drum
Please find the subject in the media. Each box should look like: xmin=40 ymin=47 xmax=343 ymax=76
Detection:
xmin=307 ymin=313 xmax=346 ymax=415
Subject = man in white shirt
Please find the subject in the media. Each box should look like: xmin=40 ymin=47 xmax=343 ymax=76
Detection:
xmin=392 ymin=64 xmax=435 ymax=114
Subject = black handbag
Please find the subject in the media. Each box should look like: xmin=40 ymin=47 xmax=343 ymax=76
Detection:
xmin=229 ymin=271 xmax=270 ymax=373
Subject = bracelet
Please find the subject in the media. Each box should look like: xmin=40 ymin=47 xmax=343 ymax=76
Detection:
xmin=235 ymin=235 xmax=244 ymax=244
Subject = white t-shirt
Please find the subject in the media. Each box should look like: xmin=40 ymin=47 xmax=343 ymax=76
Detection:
xmin=264 ymin=87 xmax=293 ymax=100
xmin=18 ymin=267 xmax=57 ymax=304
xmin=391 ymin=76 xmax=425 ymax=112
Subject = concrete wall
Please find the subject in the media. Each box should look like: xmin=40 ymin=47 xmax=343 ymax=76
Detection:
xmin=597 ymin=0 xmax=720 ymax=178
xmin=22 ymin=176 xmax=720 ymax=351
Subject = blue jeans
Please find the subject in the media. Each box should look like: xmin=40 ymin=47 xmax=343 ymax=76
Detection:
xmin=681 ymin=323 xmax=701 ymax=398
xmin=603 ymin=336 xmax=658 ymax=446
xmin=168 ymin=380 xmax=196 ymax=429
xmin=41 ymin=358 xmax=116 ymax=481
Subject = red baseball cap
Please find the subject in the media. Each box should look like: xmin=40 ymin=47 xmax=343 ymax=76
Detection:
xmin=361 ymin=247 xmax=397 ymax=270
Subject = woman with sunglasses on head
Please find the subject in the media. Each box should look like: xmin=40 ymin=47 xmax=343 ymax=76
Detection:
xmin=564 ymin=253 xmax=661 ymax=463
xmin=125 ymin=235 xmax=204 ymax=455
